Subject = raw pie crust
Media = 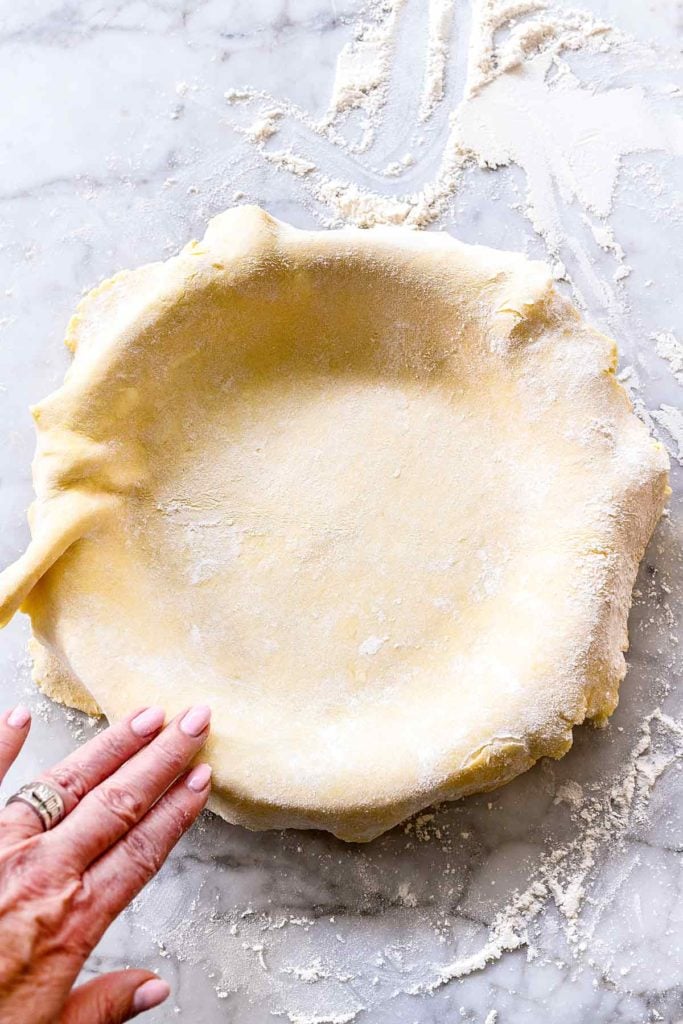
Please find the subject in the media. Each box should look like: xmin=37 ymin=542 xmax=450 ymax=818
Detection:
xmin=0 ymin=207 xmax=670 ymax=841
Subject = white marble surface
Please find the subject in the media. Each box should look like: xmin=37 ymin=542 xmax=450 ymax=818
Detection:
xmin=0 ymin=2 xmax=682 ymax=1022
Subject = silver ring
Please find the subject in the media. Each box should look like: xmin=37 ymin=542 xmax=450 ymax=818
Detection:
xmin=6 ymin=781 xmax=66 ymax=831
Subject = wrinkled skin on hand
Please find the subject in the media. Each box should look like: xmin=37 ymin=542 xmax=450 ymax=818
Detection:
xmin=0 ymin=701 xmax=212 ymax=1024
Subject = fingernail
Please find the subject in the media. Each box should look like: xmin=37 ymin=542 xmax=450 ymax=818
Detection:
xmin=132 ymin=977 xmax=171 ymax=1013
xmin=180 ymin=704 xmax=211 ymax=737
xmin=186 ymin=763 xmax=212 ymax=792
xmin=7 ymin=705 xmax=30 ymax=729
xmin=130 ymin=706 xmax=166 ymax=737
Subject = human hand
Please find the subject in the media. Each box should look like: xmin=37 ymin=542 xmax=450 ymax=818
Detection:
xmin=0 ymin=701 xmax=212 ymax=1023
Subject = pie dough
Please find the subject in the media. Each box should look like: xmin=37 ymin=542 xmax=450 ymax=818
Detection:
xmin=0 ymin=206 xmax=670 ymax=841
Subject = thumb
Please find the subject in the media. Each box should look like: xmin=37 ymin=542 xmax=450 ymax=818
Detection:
xmin=60 ymin=969 xmax=171 ymax=1023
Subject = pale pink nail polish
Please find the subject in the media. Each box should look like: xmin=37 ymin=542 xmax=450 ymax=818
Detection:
xmin=6 ymin=705 xmax=30 ymax=730
xmin=130 ymin=706 xmax=166 ymax=737
xmin=132 ymin=978 xmax=170 ymax=1013
xmin=180 ymin=704 xmax=211 ymax=737
xmin=186 ymin=763 xmax=212 ymax=792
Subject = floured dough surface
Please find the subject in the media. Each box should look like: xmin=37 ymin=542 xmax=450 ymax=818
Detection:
xmin=0 ymin=206 xmax=669 ymax=840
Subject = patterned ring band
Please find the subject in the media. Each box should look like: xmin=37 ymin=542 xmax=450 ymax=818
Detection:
xmin=6 ymin=781 xmax=66 ymax=831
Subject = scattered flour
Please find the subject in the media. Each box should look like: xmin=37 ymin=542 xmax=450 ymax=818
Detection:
xmin=282 ymin=958 xmax=330 ymax=984
xmin=224 ymin=87 xmax=253 ymax=102
xmin=409 ymin=709 xmax=683 ymax=993
xmin=652 ymin=405 xmax=683 ymax=465
xmin=325 ymin=0 xmax=405 ymax=151
xmin=613 ymin=264 xmax=632 ymax=282
xmin=654 ymin=331 xmax=683 ymax=385
xmin=455 ymin=56 xmax=680 ymax=253
xmin=553 ymin=779 xmax=584 ymax=810
xmin=382 ymin=152 xmax=414 ymax=177
xmin=314 ymin=178 xmax=417 ymax=226
xmin=265 ymin=151 xmax=318 ymax=177
xmin=225 ymin=0 xmax=682 ymax=269
xmin=465 ymin=0 xmax=608 ymax=98
xmin=245 ymin=108 xmax=283 ymax=143
xmin=274 ymin=1012 xmax=361 ymax=1024
xmin=586 ymin=219 xmax=626 ymax=261
xmin=419 ymin=0 xmax=455 ymax=120
xmin=397 ymin=881 xmax=418 ymax=907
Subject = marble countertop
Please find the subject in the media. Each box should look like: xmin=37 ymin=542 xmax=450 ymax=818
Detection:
xmin=0 ymin=2 xmax=681 ymax=1022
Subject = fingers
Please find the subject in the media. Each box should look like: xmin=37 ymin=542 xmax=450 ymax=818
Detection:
xmin=83 ymin=764 xmax=211 ymax=930
xmin=59 ymin=969 xmax=170 ymax=1023
xmin=49 ymin=706 xmax=211 ymax=869
xmin=1 ymin=705 xmax=167 ymax=839
xmin=0 ymin=705 xmax=31 ymax=785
